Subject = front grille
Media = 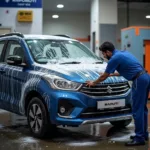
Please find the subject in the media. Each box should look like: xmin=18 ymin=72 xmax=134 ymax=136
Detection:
xmin=80 ymin=82 xmax=130 ymax=97
xmin=80 ymin=106 xmax=132 ymax=118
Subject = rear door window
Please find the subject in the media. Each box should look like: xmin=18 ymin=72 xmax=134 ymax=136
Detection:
xmin=0 ymin=41 xmax=5 ymax=62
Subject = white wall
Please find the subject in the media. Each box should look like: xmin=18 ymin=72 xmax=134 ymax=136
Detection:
xmin=99 ymin=0 xmax=118 ymax=24
xmin=43 ymin=12 xmax=90 ymax=39
xmin=0 ymin=8 xmax=43 ymax=34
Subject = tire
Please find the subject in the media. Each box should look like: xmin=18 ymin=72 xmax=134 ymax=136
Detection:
xmin=27 ymin=97 xmax=56 ymax=138
xmin=110 ymin=119 xmax=132 ymax=128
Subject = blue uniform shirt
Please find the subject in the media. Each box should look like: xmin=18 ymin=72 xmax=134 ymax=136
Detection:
xmin=105 ymin=50 xmax=144 ymax=80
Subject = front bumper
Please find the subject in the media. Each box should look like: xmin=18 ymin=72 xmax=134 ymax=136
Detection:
xmin=45 ymin=87 xmax=132 ymax=126
xmin=55 ymin=113 xmax=132 ymax=126
xmin=81 ymin=114 xmax=132 ymax=125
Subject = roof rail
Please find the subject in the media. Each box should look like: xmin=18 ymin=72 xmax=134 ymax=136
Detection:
xmin=0 ymin=32 xmax=24 ymax=38
xmin=54 ymin=34 xmax=71 ymax=38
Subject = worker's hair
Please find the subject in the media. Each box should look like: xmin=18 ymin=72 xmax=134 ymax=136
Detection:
xmin=99 ymin=42 xmax=115 ymax=52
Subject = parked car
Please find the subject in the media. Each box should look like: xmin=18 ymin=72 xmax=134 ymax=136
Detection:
xmin=0 ymin=33 xmax=132 ymax=138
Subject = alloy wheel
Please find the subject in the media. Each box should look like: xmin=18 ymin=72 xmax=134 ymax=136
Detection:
xmin=29 ymin=104 xmax=43 ymax=133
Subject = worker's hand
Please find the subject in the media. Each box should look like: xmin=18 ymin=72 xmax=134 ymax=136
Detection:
xmin=109 ymin=72 xmax=120 ymax=77
xmin=86 ymin=81 xmax=96 ymax=87
xmin=109 ymin=73 xmax=114 ymax=76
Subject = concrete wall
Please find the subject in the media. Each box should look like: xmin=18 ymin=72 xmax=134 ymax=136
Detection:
xmin=98 ymin=0 xmax=118 ymax=54
xmin=0 ymin=8 xmax=43 ymax=34
xmin=43 ymin=12 xmax=90 ymax=39
xmin=99 ymin=0 xmax=118 ymax=24
xmin=100 ymin=24 xmax=117 ymax=47
xmin=43 ymin=12 xmax=90 ymax=48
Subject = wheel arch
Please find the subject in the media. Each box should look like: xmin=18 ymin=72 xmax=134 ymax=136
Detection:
xmin=25 ymin=90 xmax=49 ymax=116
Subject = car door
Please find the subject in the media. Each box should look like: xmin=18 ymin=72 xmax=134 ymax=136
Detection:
xmin=0 ymin=40 xmax=7 ymax=108
xmin=1 ymin=40 xmax=28 ymax=114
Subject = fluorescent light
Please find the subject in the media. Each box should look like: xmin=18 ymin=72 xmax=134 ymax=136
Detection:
xmin=52 ymin=15 xmax=59 ymax=19
xmin=57 ymin=4 xmax=64 ymax=8
xmin=146 ymin=15 xmax=150 ymax=19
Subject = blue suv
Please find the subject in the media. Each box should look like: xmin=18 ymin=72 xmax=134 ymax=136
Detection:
xmin=0 ymin=33 xmax=132 ymax=138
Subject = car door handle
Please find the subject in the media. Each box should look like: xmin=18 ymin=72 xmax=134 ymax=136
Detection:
xmin=0 ymin=69 xmax=5 ymax=74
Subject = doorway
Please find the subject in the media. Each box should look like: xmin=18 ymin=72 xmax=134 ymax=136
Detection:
xmin=144 ymin=40 xmax=150 ymax=73
xmin=144 ymin=40 xmax=150 ymax=99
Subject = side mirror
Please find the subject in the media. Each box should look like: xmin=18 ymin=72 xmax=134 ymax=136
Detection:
xmin=7 ymin=55 xmax=23 ymax=66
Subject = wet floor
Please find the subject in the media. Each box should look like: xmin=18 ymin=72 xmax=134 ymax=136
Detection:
xmin=0 ymin=109 xmax=149 ymax=150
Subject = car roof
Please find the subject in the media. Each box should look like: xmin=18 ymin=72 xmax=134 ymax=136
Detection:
xmin=0 ymin=33 xmax=77 ymax=41
xmin=24 ymin=35 xmax=77 ymax=41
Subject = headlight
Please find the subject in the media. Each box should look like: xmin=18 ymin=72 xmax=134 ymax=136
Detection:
xmin=128 ymin=81 xmax=133 ymax=88
xmin=44 ymin=75 xmax=82 ymax=91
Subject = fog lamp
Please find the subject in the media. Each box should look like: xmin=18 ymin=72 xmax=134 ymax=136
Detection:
xmin=60 ymin=106 xmax=66 ymax=114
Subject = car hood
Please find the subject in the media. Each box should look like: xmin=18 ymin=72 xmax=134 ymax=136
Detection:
xmin=36 ymin=63 xmax=127 ymax=83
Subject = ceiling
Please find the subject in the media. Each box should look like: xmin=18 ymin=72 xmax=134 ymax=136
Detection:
xmin=43 ymin=0 xmax=91 ymax=12
xmin=43 ymin=0 xmax=150 ymax=12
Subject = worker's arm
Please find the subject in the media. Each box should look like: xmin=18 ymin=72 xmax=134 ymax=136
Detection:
xmin=86 ymin=72 xmax=109 ymax=87
xmin=100 ymin=72 xmax=120 ymax=76
xmin=86 ymin=56 xmax=120 ymax=87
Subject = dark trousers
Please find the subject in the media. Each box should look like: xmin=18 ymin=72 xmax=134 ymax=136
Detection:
xmin=132 ymin=73 xmax=150 ymax=142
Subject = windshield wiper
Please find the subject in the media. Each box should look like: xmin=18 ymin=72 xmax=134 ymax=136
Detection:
xmin=93 ymin=61 xmax=103 ymax=64
xmin=60 ymin=61 xmax=81 ymax=64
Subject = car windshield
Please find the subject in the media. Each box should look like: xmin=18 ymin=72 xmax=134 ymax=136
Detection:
xmin=25 ymin=39 xmax=103 ymax=64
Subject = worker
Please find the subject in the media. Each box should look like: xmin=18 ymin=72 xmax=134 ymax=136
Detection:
xmin=86 ymin=42 xmax=150 ymax=146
